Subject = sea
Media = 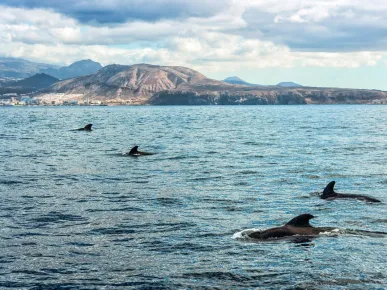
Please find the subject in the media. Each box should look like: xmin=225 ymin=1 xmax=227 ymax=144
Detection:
xmin=0 ymin=105 xmax=386 ymax=289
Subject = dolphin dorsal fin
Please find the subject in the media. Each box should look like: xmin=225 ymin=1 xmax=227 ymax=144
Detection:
xmin=129 ymin=146 xmax=139 ymax=155
xmin=322 ymin=181 xmax=336 ymax=197
xmin=84 ymin=124 xmax=92 ymax=130
xmin=286 ymin=214 xmax=314 ymax=227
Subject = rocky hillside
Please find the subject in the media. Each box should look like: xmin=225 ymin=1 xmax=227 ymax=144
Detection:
xmin=36 ymin=63 xmax=387 ymax=105
xmin=40 ymin=63 xmax=227 ymax=104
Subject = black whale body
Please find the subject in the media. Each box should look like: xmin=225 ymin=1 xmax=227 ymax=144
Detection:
xmin=247 ymin=214 xmax=335 ymax=240
xmin=321 ymin=181 xmax=381 ymax=203
xmin=75 ymin=124 xmax=93 ymax=131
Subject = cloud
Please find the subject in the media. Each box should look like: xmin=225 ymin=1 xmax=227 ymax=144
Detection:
xmin=241 ymin=0 xmax=387 ymax=51
xmin=297 ymin=51 xmax=385 ymax=68
xmin=1 ymin=31 xmax=383 ymax=75
xmin=4 ymin=1 xmax=387 ymax=52
xmin=0 ymin=4 xmax=248 ymax=46
xmin=1 ymin=0 xmax=387 ymax=73
xmin=2 ymin=0 xmax=230 ymax=24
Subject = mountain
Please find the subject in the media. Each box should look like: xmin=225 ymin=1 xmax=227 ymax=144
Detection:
xmin=277 ymin=82 xmax=302 ymax=87
xmin=0 ymin=57 xmax=102 ymax=80
xmin=39 ymin=63 xmax=227 ymax=104
xmin=0 ymin=57 xmax=58 ymax=78
xmin=223 ymin=76 xmax=260 ymax=86
xmin=36 ymin=63 xmax=387 ymax=105
xmin=41 ymin=59 xmax=102 ymax=80
xmin=0 ymin=73 xmax=59 ymax=95
xmin=224 ymin=77 xmax=302 ymax=87
xmin=11 ymin=73 xmax=59 ymax=90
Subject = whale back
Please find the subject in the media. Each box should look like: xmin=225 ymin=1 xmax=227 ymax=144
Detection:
xmin=248 ymin=214 xmax=316 ymax=239
xmin=249 ymin=227 xmax=292 ymax=239
xmin=336 ymin=193 xmax=381 ymax=203
xmin=321 ymin=181 xmax=336 ymax=198
xmin=321 ymin=181 xmax=381 ymax=202
xmin=285 ymin=214 xmax=314 ymax=227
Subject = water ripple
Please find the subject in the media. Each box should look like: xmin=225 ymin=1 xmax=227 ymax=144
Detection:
xmin=1 ymin=105 xmax=387 ymax=289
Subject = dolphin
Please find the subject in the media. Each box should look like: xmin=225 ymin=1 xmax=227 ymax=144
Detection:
xmin=75 ymin=124 xmax=93 ymax=131
xmin=247 ymin=214 xmax=335 ymax=240
xmin=321 ymin=181 xmax=381 ymax=203
xmin=125 ymin=146 xmax=154 ymax=156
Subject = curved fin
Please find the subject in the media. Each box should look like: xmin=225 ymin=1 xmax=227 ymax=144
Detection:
xmin=129 ymin=146 xmax=139 ymax=155
xmin=84 ymin=124 xmax=93 ymax=130
xmin=286 ymin=214 xmax=314 ymax=227
xmin=322 ymin=181 xmax=336 ymax=197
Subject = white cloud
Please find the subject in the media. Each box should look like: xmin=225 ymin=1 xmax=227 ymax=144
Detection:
xmin=1 ymin=1 xmax=387 ymax=72
xmin=297 ymin=51 xmax=385 ymax=68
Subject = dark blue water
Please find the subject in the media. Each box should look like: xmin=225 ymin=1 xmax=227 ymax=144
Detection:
xmin=0 ymin=106 xmax=386 ymax=289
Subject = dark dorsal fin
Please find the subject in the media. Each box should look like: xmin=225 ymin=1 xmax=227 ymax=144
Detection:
xmin=129 ymin=146 xmax=139 ymax=155
xmin=286 ymin=214 xmax=314 ymax=227
xmin=322 ymin=181 xmax=336 ymax=197
xmin=84 ymin=124 xmax=92 ymax=130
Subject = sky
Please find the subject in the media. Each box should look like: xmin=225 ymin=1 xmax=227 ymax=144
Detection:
xmin=1 ymin=0 xmax=387 ymax=89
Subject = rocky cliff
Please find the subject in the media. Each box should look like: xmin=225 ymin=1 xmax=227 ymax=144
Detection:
xmin=150 ymin=87 xmax=387 ymax=105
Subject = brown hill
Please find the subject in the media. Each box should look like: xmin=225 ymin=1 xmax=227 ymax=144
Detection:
xmin=40 ymin=63 xmax=228 ymax=104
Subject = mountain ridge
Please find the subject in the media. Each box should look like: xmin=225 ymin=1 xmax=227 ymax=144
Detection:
xmin=11 ymin=73 xmax=59 ymax=90
xmin=0 ymin=57 xmax=102 ymax=80
xmin=0 ymin=57 xmax=58 ymax=78
xmin=40 ymin=63 xmax=228 ymax=104
xmin=40 ymin=59 xmax=102 ymax=79
xmin=0 ymin=73 xmax=59 ymax=95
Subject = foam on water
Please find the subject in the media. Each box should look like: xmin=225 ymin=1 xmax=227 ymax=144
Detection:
xmin=232 ymin=228 xmax=263 ymax=239
xmin=318 ymin=228 xmax=341 ymax=236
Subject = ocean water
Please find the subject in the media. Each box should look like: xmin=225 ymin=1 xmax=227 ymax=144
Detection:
xmin=0 ymin=105 xmax=386 ymax=289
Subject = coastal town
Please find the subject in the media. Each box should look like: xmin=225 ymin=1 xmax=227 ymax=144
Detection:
xmin=0 ymin=93 xmax=106 ymax=106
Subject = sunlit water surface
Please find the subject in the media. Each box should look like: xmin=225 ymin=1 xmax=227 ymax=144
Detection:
xmin=0 ymin=105 xmax=386 ymax=289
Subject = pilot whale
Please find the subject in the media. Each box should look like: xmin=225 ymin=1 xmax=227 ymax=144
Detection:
xmin=125 ymin=146 xmax=154 ymax=156
xmin=75 ymin=124 xmax=93 ymax=131
xmin=247 ymin=214 xmax=335 ymax=240
xmin=321 ymin=181 xmax=381 ymax=203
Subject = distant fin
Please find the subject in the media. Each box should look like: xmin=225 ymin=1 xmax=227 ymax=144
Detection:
xmin=129 ymin=146 xmax=139 ymax=155
xmin=322 ymin=181 xmax=336 ymax=197
xmin=84 ymin=124 xmax=93 ymax=130
xmin=286 ymin=214 xmax=314 ymax=227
